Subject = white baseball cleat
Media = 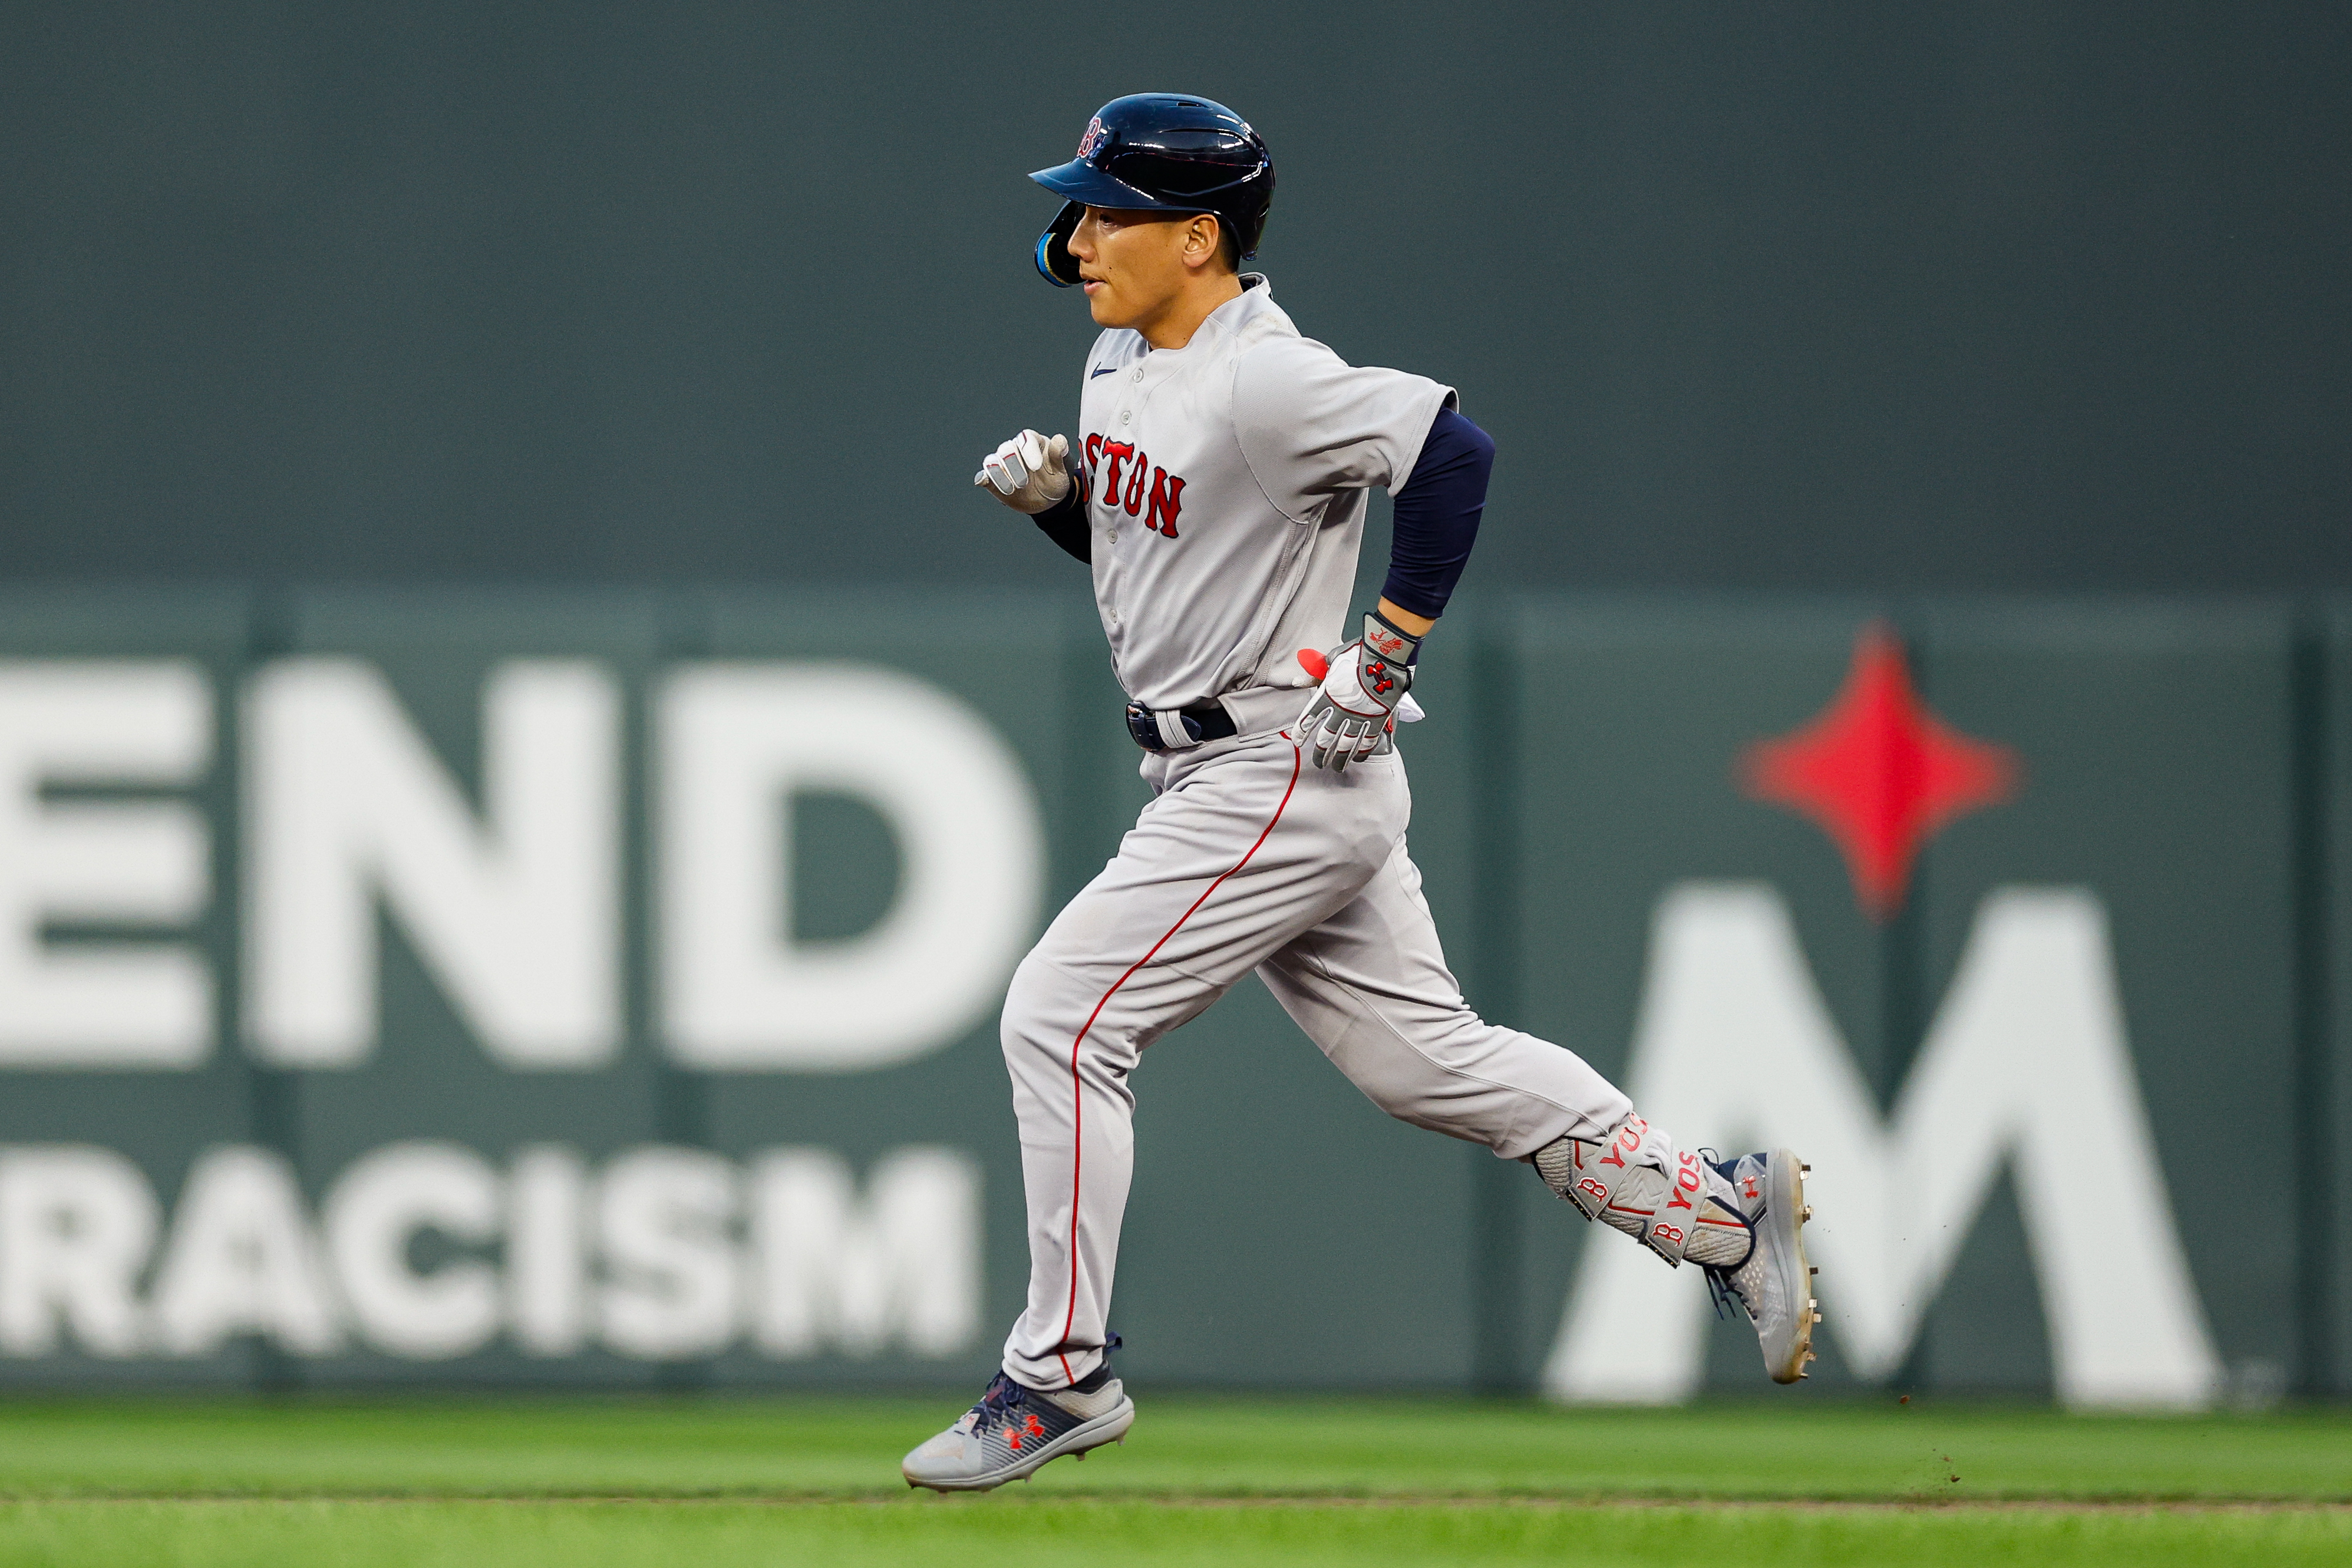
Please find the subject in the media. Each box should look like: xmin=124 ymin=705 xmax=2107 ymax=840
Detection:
xmin=1705 ymin=1149 xmax=1819 ymax=1384
xmin=900 ymin=1368 xmax=1135 ymax=1493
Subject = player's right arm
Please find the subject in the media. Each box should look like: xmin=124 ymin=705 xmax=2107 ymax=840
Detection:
xmin=1378 ymin=404 xmax=1495 ymax=634
xmin=1232 ymin=337 xmax=1495 ymax=767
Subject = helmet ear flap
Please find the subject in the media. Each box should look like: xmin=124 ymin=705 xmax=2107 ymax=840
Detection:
xmin=1035 ymin=201 xmax=1084 ymax=287
xmin=1239 ymin=199 xmax=1270 ymax=261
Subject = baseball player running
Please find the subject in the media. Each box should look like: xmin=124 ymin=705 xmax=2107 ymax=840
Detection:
xmin=903 ymin=94 xmax=1816 ymax=1492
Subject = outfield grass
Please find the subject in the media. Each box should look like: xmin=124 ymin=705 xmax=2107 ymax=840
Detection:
xmin=0 ymin=1396 xmax=2342 ymax=1566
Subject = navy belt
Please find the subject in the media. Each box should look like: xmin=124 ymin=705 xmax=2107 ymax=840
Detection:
xmin=1126 ymin=700 xmax=1238 ymax=752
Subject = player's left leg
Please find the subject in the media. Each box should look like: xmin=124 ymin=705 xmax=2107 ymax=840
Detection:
xmin=1255 ymin=837 xmax=1817 ymax=1383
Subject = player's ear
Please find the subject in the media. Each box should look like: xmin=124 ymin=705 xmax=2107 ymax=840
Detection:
xmin=1183 ymin=214 xmax=1223 ymax=272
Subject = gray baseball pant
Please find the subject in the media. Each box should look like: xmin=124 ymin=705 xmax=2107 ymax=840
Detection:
xmin=999 ymin=728 xmax=1634 ymax=1391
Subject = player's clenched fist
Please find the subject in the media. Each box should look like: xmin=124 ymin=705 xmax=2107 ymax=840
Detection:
xmin=974 ymin=429 xmax=1073 ymax=514
xmin=1298 ymin=612 xmax=1420 ymax=772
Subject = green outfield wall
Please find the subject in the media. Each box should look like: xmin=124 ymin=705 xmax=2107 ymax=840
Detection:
xmin=1 ymin=5 xmax=2344 ymax=598
xmin=0 ymin=589 xmax=2339 ymax=1404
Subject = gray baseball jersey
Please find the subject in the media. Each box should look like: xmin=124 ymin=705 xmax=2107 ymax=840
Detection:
xmin=994 ymin=276 xmax=1649 ymax=1393
xmin=1076 ymin=277 xmax=1454 ymax=713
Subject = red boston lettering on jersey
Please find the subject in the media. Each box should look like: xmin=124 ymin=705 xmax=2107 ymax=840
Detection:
xmin=1083 ymin=435 xmax=1188 ymax=543
xmin=1146 ymin=468 xmax=1185 ymax=537
xmin=1099 ymin=440 xmax=1134 ymax=506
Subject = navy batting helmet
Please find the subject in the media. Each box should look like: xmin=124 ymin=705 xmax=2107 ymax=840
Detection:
xmin=1030 ymin=94 xmax=1275 ymax=288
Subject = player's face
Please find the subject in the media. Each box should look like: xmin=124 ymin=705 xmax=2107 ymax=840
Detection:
xmin=1067 ymin=206 xmax=1201 ymax=330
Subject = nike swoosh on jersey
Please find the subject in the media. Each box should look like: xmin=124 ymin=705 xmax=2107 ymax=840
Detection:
xmin=1090 ymin=366 xmax=1119 ymax=378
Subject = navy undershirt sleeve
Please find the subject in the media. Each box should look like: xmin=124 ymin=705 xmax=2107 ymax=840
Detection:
xmin=1030 ymin=484 xmax=1091 ymax=565
xmin=1381 ymin=405 xmax=1495 ymax=621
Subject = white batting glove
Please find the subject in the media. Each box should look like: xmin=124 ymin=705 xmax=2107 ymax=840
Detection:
xmin=1297 ymin=614 xmax=1420 ymax=773
xmin=973 ymin=429 xmax=1072 ymax=514
xmin=1294 ymin=646 xmax=1424 ymax=722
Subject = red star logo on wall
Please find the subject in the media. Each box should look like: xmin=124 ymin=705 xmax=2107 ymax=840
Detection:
xmin=1739 ymin=623 xmax=2020 ymax=920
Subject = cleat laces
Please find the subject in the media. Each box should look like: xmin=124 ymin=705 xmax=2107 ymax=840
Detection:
xmin=965 ymin=1372 xmax=1032 ymax=1435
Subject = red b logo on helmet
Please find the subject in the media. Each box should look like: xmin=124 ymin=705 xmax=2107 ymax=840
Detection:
xmin=1077 ymin=117 xmax=1107 ymax=158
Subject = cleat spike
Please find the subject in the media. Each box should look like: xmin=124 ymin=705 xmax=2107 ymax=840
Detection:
xmin=1801 ymin=1204 xmax=1813 ymax=1222
xmin=1812 ymin=1312 xmax=1822 ymax=1323
xmin=1800 ymin=1163 xmax=1810 ymax=1173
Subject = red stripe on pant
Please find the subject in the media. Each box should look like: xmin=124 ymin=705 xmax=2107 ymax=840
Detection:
xmin=1053 ymin=743 xmax=1304 ymax=1386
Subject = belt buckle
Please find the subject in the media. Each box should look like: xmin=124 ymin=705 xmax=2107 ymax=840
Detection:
xmin=1126 ymin=703 xmax=1163 ymax=751
xmin=1127 ymin=702 xmax=1204 ymax=752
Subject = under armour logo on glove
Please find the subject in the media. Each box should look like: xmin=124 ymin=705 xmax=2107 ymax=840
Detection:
xmin=1296 ymin=612 xmax=1425 ymax=773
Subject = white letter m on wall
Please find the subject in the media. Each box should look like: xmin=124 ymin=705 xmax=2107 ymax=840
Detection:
xmin=1545 ymin=883 xmax=2220 ymax=1409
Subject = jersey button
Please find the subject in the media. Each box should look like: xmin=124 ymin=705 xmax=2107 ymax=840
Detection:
xmin=1119 ymin=410 xmax=1130 ymax=424
xmin=1108 ymin=528 xmax=1118 ymax=543
xmin=1132 ymin=368 xmax=1143 ymax=382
